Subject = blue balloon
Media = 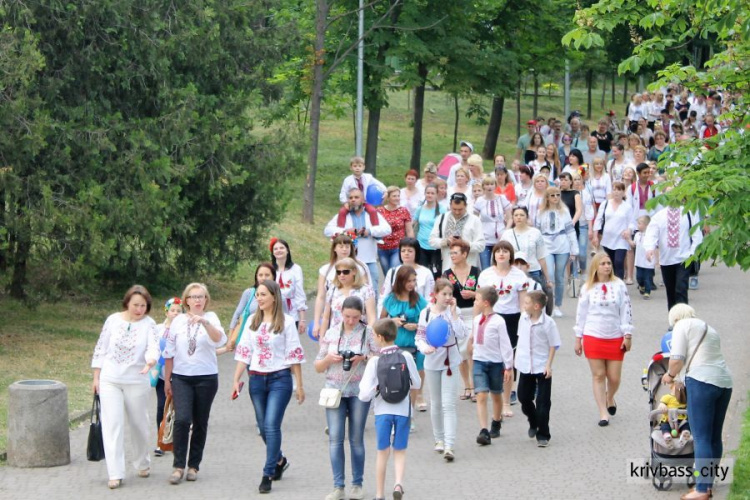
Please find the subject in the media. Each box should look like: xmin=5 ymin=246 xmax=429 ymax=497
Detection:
xmin=307 ymin=321 xmax=319 ymax=342
xmin=661 ymin=331 xmax=672 ymax=355
xmin=365 ymin=185 xmax=384 ymax=206
xmin=426 ymin=318 xmax=450 ymax=348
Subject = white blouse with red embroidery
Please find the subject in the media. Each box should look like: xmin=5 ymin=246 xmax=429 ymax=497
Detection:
xmin=234 ymin=314 xmax=306 ymax=372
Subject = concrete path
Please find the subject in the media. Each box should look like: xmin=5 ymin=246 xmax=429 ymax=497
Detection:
xmin=1 ymin=265 xmax=748 ymax=500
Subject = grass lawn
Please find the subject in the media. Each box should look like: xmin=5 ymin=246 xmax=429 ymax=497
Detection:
xmin=730 ymin=398 xmax=750 ymax=499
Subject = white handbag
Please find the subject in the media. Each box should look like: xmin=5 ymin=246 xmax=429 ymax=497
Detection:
xmin=318 ymin=370 xmax=357 ymax=409
xmin=568 ymin=275 xmax=582 ymax=298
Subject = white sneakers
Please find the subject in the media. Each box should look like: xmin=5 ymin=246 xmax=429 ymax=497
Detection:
xmin=552 ymin=308 xmax=564 ymax=318
xmin=326 ymin=486 xmax=364 ymax=500
xmin=434 ymin=441 xmax=445 ymax=452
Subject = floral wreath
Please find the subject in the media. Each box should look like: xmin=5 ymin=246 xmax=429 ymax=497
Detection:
xmin=332 ymin=229 xmax=360 ymax=245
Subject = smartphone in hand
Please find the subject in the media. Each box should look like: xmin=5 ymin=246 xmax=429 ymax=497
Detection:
xmin=232 ymin=381 xmax=245 ymax=400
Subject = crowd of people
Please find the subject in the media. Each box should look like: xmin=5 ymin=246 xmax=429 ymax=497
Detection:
xmin=90 ymin=84 xmax=734 ymax=500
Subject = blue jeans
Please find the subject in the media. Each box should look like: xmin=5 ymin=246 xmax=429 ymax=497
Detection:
xmin=326 ymin=396 xmax=371 ymax=488
xmin=366 ymin=261 xmax=381 ymax=299
xmin=686 ymin=377 xmax=732 ymax=493
xmin=377 ymin=248 xmax=400 ymax=278
xmin=249 ymin=369 xmax=293 ymax=477
xmin=546 ymin=253 xmax=569 ymax=307
xmin=479 ymin=245 xmax=494 ymax=271
xmin=577 ymin=224 xmax=589 ymax=276
xmin=636 ymin=266 xmax=655 ymax=294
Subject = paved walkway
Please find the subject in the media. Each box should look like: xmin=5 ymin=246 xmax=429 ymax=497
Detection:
xmin=1 ymin=265 xmax=748 ymax=500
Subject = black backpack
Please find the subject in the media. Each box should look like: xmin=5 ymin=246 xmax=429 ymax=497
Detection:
xmin=376 ymin=349 xmax=412 ymax=404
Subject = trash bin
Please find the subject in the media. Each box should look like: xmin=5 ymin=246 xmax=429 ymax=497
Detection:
xmin=7 ymin=380 xmax=70 ymax=467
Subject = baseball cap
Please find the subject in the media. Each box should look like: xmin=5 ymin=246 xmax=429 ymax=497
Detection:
xmin=459 ymin=140 xmax=474 ymax=152
xmin=514 ymin=252 xmax=529 ymax=264
xmin=527 ymin=120 xmax=537 ymax=126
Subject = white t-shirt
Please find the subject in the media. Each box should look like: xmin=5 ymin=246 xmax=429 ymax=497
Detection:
xmin=501 ymin=227 xmax=548 ymax=273
xmin=477 ymin=266 xmax=529 ymax=314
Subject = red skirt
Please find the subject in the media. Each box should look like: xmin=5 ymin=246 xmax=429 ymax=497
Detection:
xmin=583 ymin=335 xmax=625 ymax=361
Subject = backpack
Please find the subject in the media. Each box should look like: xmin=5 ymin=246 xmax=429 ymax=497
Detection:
xmin=376 ymin=349 xmax=412 ymax=404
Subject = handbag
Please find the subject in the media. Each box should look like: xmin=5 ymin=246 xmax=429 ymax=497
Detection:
xmin=157 ymin=395 xmax=175 ymax=451
xmin=86 ymin=394 xmax=105 ymax=462
xmin=567 ymin=275 xmax=583 ymax=298
xmin=319 ymin=370 xmax=357 ymax=409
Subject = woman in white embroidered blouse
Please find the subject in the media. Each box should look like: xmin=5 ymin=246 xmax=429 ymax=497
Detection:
xmin=320 ymin=258 xmax=377 ymax=337
xmin=314 ymin=296 xmax=378 ymax=499
xmin=163 ymin=282 xmax=227 ymax=485
xmin=91 ymin=285 xmax=159 ymax=489
xmin=474 ymin=175 xmax=513 ymax=270
xmin=521 ymin=174 xmax=550 ymax=227
xmin=313 ymin=234 xmax=373 ymax=339
xmin=592 ymin=181 xmax=634 ymax=280
xmin=573 ymin=253 xmax=633 ymax=426
xmin=271 ymin=238 xmax=307 ymax=334
xmin=233 ymin=279 xmax=305 ymax=494
xmin=477 ymin=241 xmax=529 ymax=415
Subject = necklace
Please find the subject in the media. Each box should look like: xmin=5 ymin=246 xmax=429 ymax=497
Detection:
xmin=187 ymin=322 xmax=200 ymax=356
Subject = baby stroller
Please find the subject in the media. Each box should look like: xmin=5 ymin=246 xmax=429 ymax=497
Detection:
xmin=641 ymin=351 xmax=696 ymax=491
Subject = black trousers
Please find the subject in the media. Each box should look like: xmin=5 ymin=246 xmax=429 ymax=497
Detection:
xmin=604 ymin=247 xmax=627 ymax=280
xmin=155 ymin=378 xmax=166 ymax=431
xmin=517 ymin=372 xmax=553 ymax=441
xmin=660 ymin=262 xmax=690 ymax=312
xmin=418 ymin=248 xmax=443 ymax=278
xmin=171 ymin=373 xmax=219 ymax=470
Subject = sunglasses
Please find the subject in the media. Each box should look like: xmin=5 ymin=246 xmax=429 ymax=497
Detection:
xmin=336 ymin=269 xmax=352 ymax=276
xmin=548 ymin=193 xmax=561 ymax=198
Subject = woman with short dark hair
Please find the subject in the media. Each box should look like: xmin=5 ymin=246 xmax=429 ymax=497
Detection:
xmin=92 ymin=285 xmax=159 ymax=489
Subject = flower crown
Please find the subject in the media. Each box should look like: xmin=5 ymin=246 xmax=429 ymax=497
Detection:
xmin=332 ymin=229 xmax=359 ymax=244
xmin=164 ymin=297 xmax=182 ymax=313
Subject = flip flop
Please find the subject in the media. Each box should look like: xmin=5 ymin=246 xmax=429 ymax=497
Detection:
xmin=460 ymin=388 xmax=471 ymax=401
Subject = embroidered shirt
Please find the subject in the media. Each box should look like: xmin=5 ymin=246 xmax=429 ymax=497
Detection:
xmin=234 ymin=314 xmax=306 ymax=372
xmin=92 ymin=313 xmax=160 ymax=385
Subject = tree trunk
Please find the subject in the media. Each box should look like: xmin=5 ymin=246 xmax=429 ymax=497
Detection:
xmin=532 ymin=74 xmax=539 ymax=119
xmin=452 ymin=94 xmax=459 ymax=152
xmin=601 ymin=72 xmax=606 ymax=109
xmin=365 ymin=106 xmax=381 ymax=175
xmin=611 ymin=69 xmax=616 ymax=105
xmin=9 ymin=216 xmax=29 ymax=299
xmin=623 ymin=78 xmax=628 ymax=104
xmin=586 ymin=69 xmax=593 ymax=119
xmin=482 ymin=95 xmax=505 ymax=160
xmin=302 ymin=0 xmax=329 ymax=224
xmin=515 ymin=78 xmax=521 ymax=140
xmin=409 ymin=63 xmax=428 ymax=170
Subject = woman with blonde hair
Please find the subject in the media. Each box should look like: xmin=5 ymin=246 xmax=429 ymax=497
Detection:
xmin=321 ymin=258 xmax=377 ymax=334
xmin=233 ymin=279 xmax=305 ymax=494
xmin=475 ymin=174 xmax=513 ymax=270
xmin=447 ymin=167 xmax=472 ymax=208
xmin=164 ymin=283 xmax=227 ymax=484
xmin=522 ymin=173 xmax=550 ymax=227
xmin=574 ymin=253 xmax=633 ymax=426
xmin=592 ymin=181 xmax=633 ymax=280
xmin=537 ymin=186 xmax=579 ymax=316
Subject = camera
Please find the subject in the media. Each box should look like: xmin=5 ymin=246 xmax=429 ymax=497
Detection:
xmin=339 ymin=350 xmax=357 ymax=371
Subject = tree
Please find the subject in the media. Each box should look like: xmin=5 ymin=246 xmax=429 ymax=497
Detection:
xmin=0 ymin=1 xmax=305 ymax=298
xmin=564 ymin=0 xmax=750 ymax=270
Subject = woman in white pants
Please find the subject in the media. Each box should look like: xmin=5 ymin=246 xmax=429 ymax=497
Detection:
xmin=91 ymin=285 xmax=160 ymax=489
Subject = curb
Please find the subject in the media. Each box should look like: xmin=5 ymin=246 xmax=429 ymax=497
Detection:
xmin=0 ymin=409 xmax=90 ymax=462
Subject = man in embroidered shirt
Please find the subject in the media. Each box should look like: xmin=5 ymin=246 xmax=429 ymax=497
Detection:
xmin=428 ymin=192 xmax=485 ymax=271
xmin=515 ymin=291 xmax=560 ymax=447
xmin=325 ymin=188 xmax=392 ymax=294
xmin=644 ymin=204 xmax=702 ymax=312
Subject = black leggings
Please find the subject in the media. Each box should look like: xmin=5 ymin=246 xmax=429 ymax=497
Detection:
xmin=604 ymin=247 xmax=627 ymax=279
xmin=500 ymin=312 xmax=521 ymax=381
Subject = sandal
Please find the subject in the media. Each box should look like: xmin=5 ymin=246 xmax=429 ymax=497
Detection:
xmin=108 ymin=479 xmax=122 ymax=489
xmin=138 ymin=468 xmax=150 ymax=478
xmin=470 ymin=391 xmax=477 ymax=403
xmin=416 ymin=395 xmax=427 ymax=412
xmin=393 ymin=484 xmax=405 ymax=500
xmin=503 ymin=408 xmax=514 ymax=417
xmin=460 ymin=388 xmax=472 ymax=401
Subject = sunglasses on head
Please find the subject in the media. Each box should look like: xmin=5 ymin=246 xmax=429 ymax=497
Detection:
xmin=336 ymin=269 xmax=352 ymax=276
xmin=450 ymin=193 xmax=467 ymax=202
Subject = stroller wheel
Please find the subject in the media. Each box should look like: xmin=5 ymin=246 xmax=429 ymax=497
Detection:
xmin=652 ymin=475 xmax=672 ymax=491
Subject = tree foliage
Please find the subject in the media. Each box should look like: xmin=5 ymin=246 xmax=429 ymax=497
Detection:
xmin=0 ymin=0 xmax=304 ymax=298
xmin=563 ymin=0 xmax=750 ymax=270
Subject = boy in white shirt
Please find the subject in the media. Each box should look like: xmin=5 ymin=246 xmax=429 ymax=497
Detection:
xmin=359 ymin=319 xmax=421 ymax=500
xmin=633 ymin=215 xmax=655 ymax=299
xmin=470 ymin=287 xmax=514 ymax=446
xmin=515 ymin=290 xmax=561 ymax=448
xmin=339 ymin=156 xmax=387 ymax=205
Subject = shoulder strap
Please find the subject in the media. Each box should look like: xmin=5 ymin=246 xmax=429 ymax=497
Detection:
xmin=687 ymin=211 xmax=693 ymax=246
xmin=600 ymin=201 xmax=609 ymax=232
xmin=425 ymin=308 xmax=431 ymax=323
xmin=512 ymin=229 xmax=520 ymax=249
xmin=685 ymin=322 xmax=709 ymax=375
xmin=438 ymin=213 xmax=446 ymax=238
